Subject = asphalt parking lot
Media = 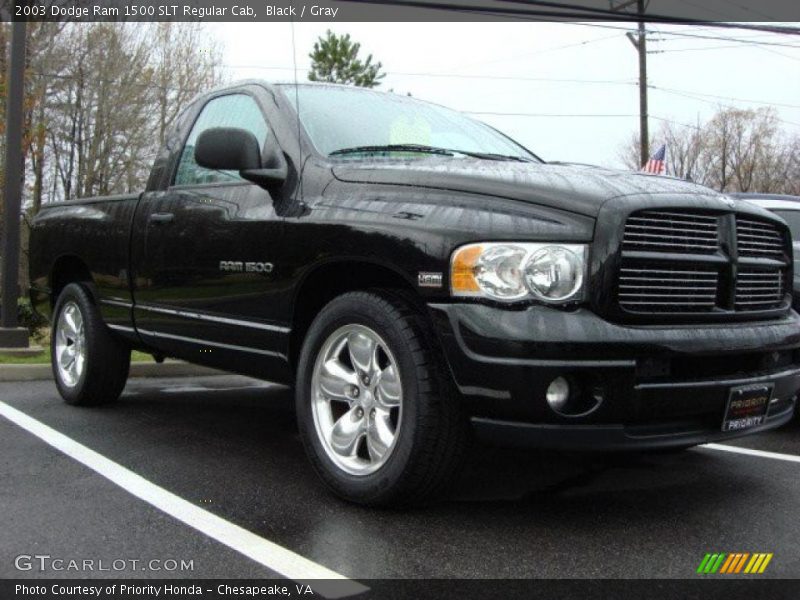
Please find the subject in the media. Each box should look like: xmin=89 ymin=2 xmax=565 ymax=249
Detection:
xmin=2 ymin=374 xmax=800 ymax=586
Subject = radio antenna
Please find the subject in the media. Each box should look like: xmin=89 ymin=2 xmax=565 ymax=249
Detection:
xmin=290 ymin=19 xmax=304 ymax=207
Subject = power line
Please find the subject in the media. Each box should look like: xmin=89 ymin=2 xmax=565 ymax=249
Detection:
xmin=425 ymin=31 xmax=623 ymax=74
xmin=759 ymin=46 xmax=800 ymax=62
xmin=502 ymin=31 xmax=623 ymax=56
xmin=651 ymin=25 xmax=800 ymax=59
xmin=648 ymin=43 xmax=756 ymax=53
xmin=650 ymin=115 xmax=701 ymax=129
xmin=379 ymin=71 xmax=632 ymax=85
xmin=643 ymin=24 xmax=800 ymax=63
xmin=225 ymin=63 xmax=636 ymax=86
xmin=669 ymin=24 xmax=795 ymax=39
xmin=467 ymin=111 xmax=716 ymax=133
xmin=226 ymin=30 xmax=625 ymax=77
xmin=225 ymin=31 xmax=626 ymax=82
xmin=649 ymin=85 xmax=800 ymax=109
xmin=578 ymin=22 xmax=800 ymax=48
xmin=647 ymin=87 xmax=800 ymax=127
xmin=468 ymin=109 xmax=797 ymax=132
xmin=650 ymin=86 xmax=800 ymax=113
xmin=226 ymin=64 xmax=800 ymax=118
xmin=466 ymin=111 xmax=637 ymax=117
xmin=224 ymin=63 xmax=800 ymax=118
xmin=647 ymin=28 xmax=800 ymax=48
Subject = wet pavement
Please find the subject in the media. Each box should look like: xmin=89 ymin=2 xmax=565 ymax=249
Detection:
xmin=2 ymin=375 xmax=799 ymax=581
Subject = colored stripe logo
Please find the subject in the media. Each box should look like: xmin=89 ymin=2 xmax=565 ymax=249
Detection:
xmin=697 ymin=553 xmax=773 ymax=574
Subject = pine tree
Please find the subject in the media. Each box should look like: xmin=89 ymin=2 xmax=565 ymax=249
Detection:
xmin=308 ymin=30 xmax=385 ymax=88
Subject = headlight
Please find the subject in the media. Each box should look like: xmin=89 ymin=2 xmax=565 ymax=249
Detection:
xmin=451 ymin=242 xmax=588 ymax=304
xmin=524 ymin=246 xmax=585 ymax=301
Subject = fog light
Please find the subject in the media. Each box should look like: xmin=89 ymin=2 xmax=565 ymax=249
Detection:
xmin=546 ymin=376 xmax=570 ymax=411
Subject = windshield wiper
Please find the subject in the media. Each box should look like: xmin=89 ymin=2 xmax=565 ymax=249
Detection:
xmin=329 ymin=144 xmax=534 ymax=163
xmin=329 ymin=144 xmax=455 ymax=157
xmin=462 ymin=151 xmax=535 ymax=163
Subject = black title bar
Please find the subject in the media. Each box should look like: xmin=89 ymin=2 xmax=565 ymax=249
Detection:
xmin=4 ymin=579 xmax=800 ymax=600
xmin=2 ymin=0 xmax=800 ymax=22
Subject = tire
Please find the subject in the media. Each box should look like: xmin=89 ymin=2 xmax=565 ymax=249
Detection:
xmin=296 ymin=290 xmax=467 ymax=507
xmin=51 ymin=283 xmax=131 ymax=406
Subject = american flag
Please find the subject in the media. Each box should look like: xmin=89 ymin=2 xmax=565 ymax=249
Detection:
xmin=642 ymin=144 xmax=666 ymax=175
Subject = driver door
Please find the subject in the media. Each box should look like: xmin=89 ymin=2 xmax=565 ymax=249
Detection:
xmin=131 ymin=92 xmax=290 ymax=379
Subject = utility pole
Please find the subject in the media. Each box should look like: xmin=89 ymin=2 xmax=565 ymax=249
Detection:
xmin=613 ymin=0 xmax=650 ymax=166
xmin=0 ymin=20 xmax=30 ymax=351
xmin=635 ymin=0 xmax=649 ymax=166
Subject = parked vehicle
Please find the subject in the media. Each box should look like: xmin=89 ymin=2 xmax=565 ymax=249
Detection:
xmin=30 ymin=82 xmax=800 ymax=505
xmin=732 ymin=193 xmax=800 ymax=310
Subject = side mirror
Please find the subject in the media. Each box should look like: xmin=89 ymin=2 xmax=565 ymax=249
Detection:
xmin=194 ymin=127 xmax=288 ymax=187
xmin=195 ymin=127 xmax=261 ymax=171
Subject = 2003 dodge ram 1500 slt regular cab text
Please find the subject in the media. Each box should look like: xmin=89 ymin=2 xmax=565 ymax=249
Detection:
xmin=30 ymin=82 xmax=800 ymax=506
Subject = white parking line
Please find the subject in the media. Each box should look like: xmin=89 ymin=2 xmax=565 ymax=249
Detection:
xmin=0 ymin=401 xmax=368 ymax=599
xmin=703 ymin=443 xmax=800 ymax=464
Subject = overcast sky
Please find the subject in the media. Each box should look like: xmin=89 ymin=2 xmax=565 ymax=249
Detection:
xmin=210 ymin=21 xmax=800 ymax=169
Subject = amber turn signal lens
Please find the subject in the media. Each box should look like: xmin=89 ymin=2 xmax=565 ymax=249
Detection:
xmin=451 ymin=244 xmax=483 ymax=293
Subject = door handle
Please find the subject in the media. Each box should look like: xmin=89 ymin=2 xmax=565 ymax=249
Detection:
xmin=149 ymin=212 xmax=175 ymax=224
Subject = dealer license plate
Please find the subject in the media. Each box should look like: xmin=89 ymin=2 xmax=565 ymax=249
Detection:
xmin=722 ymin=383 xmax=773 ymax=432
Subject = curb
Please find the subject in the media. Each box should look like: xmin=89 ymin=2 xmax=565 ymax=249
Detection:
xmin=0 ymin=345 xmax=45 ymax=358
xmin=0 ymin=360 xmax=222 ymax=382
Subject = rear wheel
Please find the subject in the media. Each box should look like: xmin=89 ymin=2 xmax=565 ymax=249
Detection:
xmin=51 ymin=283 xmax=130 ymax=406
xmin=296 ymin=291 xmax=467 ymax=506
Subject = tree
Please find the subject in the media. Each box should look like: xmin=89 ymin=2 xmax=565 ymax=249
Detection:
xmin=308 ymin=30 xmax=385 ymax=88
xmin=150 ymin=23 xmax=224 ymax=145
xmin=0 ymin=22 xmax=224 ymax=294
xmin=10 ymin=22 xmax=224 ymax=204
xmin=619 ymin=107 xmax=800 ymax=194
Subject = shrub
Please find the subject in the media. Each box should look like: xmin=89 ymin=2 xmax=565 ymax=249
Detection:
xmin=17 ymin=297 xmax=49 ymax=337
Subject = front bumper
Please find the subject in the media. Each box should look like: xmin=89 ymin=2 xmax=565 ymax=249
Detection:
xmin=428 ymin=303 xmax=800 ymax=450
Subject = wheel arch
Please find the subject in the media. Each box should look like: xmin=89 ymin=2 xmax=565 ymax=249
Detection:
xmin=288 ymin=259 xmax=421 ymax=372
xmin=50 ymin=255 xmax=95 ymax=310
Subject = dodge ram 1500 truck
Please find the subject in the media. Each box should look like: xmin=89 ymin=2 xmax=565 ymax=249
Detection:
xmin=30 ymin=81 xmax=800 ymax=506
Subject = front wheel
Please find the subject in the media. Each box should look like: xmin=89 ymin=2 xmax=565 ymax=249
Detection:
xmin=51 ymin=283 xmax=131 ymax=406
xmin=296 ymin=291 xmax=467 ymax=506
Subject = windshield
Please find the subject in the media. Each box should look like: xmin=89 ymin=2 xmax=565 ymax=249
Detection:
xmin=280 ymin=84 xmax=539 ymax=162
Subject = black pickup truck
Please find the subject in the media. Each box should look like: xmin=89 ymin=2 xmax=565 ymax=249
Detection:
xmin=30 ymin=81 xmax=800 ymax=505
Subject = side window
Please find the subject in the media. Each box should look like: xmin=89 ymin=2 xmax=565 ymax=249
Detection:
xmin=174 ymin=94 xmax=269 ymax=186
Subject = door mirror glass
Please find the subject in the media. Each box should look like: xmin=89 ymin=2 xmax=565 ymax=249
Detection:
xmin=195 ymin=127 xmax=262 ymax=171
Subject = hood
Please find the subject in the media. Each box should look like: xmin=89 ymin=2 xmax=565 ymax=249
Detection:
xmin=332 ymin=158 xmax=723 ymax=217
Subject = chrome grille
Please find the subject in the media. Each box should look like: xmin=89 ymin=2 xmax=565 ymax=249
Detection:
xmin=735 ymin=268 xmax=786 ymax=310
xmin=623 ymin=210 xmax=719 ymax=254
xmin=736 ymin=216 xmax=785 ymax=259
xmin=619 ymin=267 xmax=719 ymax=313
